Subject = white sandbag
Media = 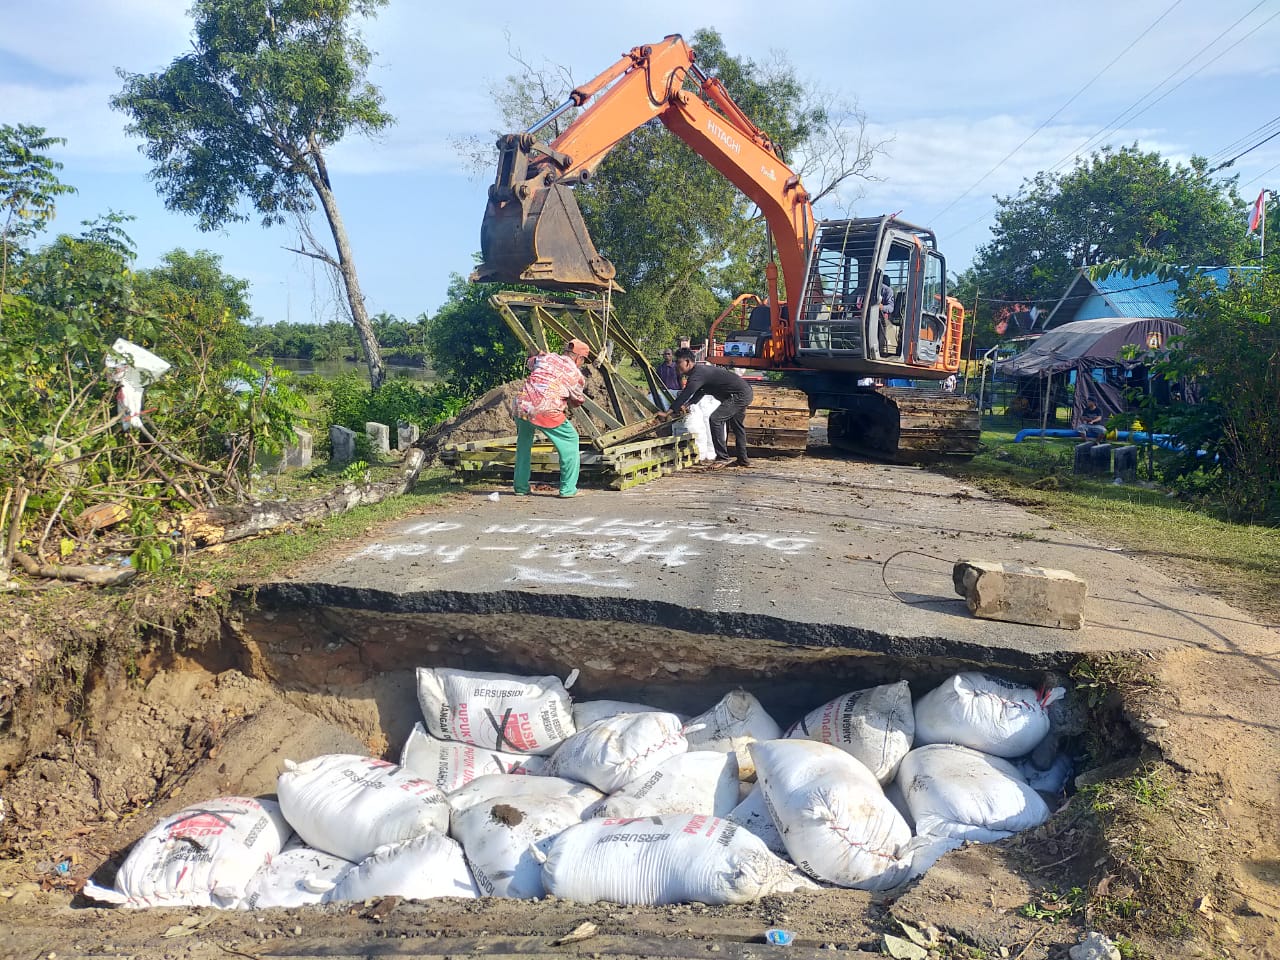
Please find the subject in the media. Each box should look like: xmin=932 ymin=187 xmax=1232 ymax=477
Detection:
xmin=240 ymin=840 xmax=353 ymax=909
xmin=597 ymin=751 xmax=741 ymax=819
xmin=750 ymin=739 xmax=912 ymax=890
xmin=448 ymin=773 xmax=604 ymax=820
xmin=416 ymin=667 xmax=576 ymax=755
xmin=323 ymin=832 xmax=478 ymax=902
xmin=1016 ymin=754 xmax=1073 ymax=795
xmin=726 ymin=784 xmax=787 ymax=856
xmin=571 ymin=699 xmax=666 ymax=730
xmin=913 ymin=672 xmax=1065 ymax=758
xmin=546 ymin=711 xmax=687 ymax=793
xmin=683 ymin=691 xmax=780 ymax=779
xmin=400 ymin=722 xmax=548 ymax=793
xmin=83 ymin=797 xmax=290 ymax=908
xmin=897 ymin=743 xmax=1051 ymax=843
xmin=277 ymin=754 xmax=449 ymax=863
xmin=542 ymin=814 xmax=816 ymax=905
xmin=785 ymin=681 xmax=915 ymax=784
xmin=451 ymin=776 xmax=602 ymax=899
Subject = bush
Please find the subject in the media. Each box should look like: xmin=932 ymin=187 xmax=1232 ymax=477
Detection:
xmin=313 ymin=375 xmax=472 ymax=452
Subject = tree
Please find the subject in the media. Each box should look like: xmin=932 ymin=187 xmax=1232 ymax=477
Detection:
xmin=969 ymin=146 xmax=1251 ymax=311
xmin=111 ymin=0 xmax=394 ymax=388
xmin=424 ymin=274 xmax=527 ymax=396
xmin=0 ymin=124 xmax=75 ymax=318
xmin=134 ymin=249 xmax=252 ymax=366
xmin=458 ymin=28 xmax=884 ymax=350
xmin=1160 ymin=266 xmax=1280 ymax=521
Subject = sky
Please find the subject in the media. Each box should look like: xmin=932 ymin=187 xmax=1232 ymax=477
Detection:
xmin=2 ymin=0 xmax=1278 ymax=328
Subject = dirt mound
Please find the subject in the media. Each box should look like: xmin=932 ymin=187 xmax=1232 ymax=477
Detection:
xmin=419 ymin=383 xmax=521 ymax=460
xmin=418 ymin=367 xmax=623 ymax=459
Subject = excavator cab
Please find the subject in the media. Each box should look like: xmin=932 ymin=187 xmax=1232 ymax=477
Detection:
xmin=470 ymin=133 xmax=618 ymax=291
xmin=794 ymin=217 xmax=953 ymax=373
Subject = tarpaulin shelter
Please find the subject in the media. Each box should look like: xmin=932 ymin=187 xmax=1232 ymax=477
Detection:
xmin=994 ymin=317 xmax=1185 ymax=426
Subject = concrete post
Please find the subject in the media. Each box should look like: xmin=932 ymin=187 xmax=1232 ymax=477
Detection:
xmin=397 ymin=421 xmax=420 ymax=450
xmin=1089 ymin=443 xmax=1113 ymax=476
xmin=330 ymin=425 xmax=357 ymax=465
xmin=1113 ymin=445 xmax=1138 ymax=483
xmin=283 ymin=428 xmax=313 ymax=470
xmin=1073 ymin=441 xmax=1096 ymax=476
xmin=365 ymin=421 xmax=391 ymax=457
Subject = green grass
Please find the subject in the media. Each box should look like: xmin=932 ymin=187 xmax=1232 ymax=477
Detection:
xmin=174 ymin=464 xmax=460 ymax=589
xmin=937 ymin=419 xmax=1280 ymax=622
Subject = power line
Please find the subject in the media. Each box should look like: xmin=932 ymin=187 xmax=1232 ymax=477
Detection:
xmin=1210 ymin=126 xmax=1280 ymax=172
xmin=939 ymin=2 xmax=1278 ymax=243
xmin=927 ymin=0 xmax=1184 ymax=224
xmin=1242 ymin=160 xmax=1280 ymax=188
xmin=1204 ymin=113 xmax=1280 ymax=166
xmin=1059 ymin=1 xmax=1274 ymax=167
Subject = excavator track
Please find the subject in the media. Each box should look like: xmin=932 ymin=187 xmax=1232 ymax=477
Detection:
xmin=826 ymin=387 xmax=980 ymax=462
xmin=740 ymin=385 xmax=811 ymax=456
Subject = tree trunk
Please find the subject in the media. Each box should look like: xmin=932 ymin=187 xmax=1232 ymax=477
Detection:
xmin=311 ymin=146 xmax=386 ymax=390
xmin=180 ymin=450 xmax=426 ymax=548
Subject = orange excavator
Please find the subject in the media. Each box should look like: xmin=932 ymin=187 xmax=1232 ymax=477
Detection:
xmin=472 ymin=34 xmax=979 ymax=460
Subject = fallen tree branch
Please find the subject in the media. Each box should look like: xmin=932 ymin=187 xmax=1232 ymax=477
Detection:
xmin=12 ymin=551 xmax=137 ymax=587
xmin=181 ymin=450 xmax=426 ymax=548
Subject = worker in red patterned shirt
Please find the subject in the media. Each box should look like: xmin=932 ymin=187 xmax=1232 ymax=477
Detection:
xmin=512 ymin=339 xmax=590 ymax=498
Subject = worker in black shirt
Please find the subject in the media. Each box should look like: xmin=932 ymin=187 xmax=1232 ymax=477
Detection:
xmin=656 ymin=348 xmax=754 ymax=467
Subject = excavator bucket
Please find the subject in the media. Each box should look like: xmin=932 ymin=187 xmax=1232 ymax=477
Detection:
xmin=472 ymin=182 xmax=618 ymax=291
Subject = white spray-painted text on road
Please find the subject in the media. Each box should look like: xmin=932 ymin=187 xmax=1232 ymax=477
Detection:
xmin=345 ymin=517 xmax=815 ymax=589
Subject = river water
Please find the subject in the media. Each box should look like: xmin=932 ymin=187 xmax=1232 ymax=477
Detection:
xmin=272 ymin=357 xmax=437 ymax=382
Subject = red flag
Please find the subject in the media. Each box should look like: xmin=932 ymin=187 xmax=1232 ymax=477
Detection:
xmin=1249 ymin=190 xmax=1267 ymax=233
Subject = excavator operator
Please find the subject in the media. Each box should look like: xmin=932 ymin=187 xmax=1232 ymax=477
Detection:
xmin=656 ymin=348 xmax=754 ymax=468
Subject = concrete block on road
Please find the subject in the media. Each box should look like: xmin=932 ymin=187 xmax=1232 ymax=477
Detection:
xmin=953 ymin=559 xmax=1086 ymax=630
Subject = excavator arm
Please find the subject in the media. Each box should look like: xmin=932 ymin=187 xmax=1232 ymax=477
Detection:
xmin=472 ymin=34 xmax=815 ymax=321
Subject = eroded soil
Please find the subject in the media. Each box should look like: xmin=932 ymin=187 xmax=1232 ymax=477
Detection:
xmin=1 ymin=450 xmax=1278 ymax=960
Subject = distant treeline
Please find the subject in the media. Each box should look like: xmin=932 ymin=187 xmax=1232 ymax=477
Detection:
xmin=246 ymin=312 xmax=430 ymax=366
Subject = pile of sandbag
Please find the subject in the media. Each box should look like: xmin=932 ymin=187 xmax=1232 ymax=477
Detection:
xmin=86 ymin=668 xmax=1072 ymax=908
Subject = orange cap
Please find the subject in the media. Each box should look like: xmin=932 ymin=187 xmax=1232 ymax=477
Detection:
xmin=567 ymin=339 xmax=591 ymax=358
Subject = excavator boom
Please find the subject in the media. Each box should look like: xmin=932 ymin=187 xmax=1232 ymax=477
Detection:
xmin=472 ymin=34 xmax=814 ymax=317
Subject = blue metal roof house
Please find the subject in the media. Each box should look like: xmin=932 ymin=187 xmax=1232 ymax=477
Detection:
xmin=1042 ymin=266 xmax=1248 ymax=327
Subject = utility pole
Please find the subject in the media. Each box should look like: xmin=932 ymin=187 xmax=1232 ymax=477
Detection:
xmin=962 ymin=286 xmax=980 ymax=394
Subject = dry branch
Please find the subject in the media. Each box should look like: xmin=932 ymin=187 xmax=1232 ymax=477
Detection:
xmin=12 ymin=551 xmax=137 ymax=587
xmin=180 ymin=450 xmax=426 ymax=548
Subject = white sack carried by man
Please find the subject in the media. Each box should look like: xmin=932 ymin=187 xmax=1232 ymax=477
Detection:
xmin=750 ymin=739 xmax=917 ymax=891
xmin=913 ymin=672 xmax=1065 ymax=758
xmin=596 ymin=751 xmax=741 ymax=820
xmin=546 ymin=711 xmax=687 ymax=793
xmin=683 ymin=691 xmax=780 ymax=779
xmin=277 ymin=754 xmax=449 ymax=863
xmin=784 ymin=681 xmax=915 ymax=784
xmin=896 ymin=743 xmax=1051 ymax=843
xmin=400 ymin=722 xmax=547 ymax=793
xmin=541 ymin=814 xmax=816 ymax=905
xmin=83 ymin=797 xmax=290 ymax=908
xmin=416 ymin=667 xmax=576 ymax=755
xmin=239 ymin=840 xmax=353 ymax=909
xmin=450 ymin=774 xmax=604 ymax=899
xmin=323 ymin=832 xmax=478 ymax=902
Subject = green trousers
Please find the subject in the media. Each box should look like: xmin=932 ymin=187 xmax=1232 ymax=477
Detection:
xmin=514 ymin=417 xmax=581 ymax=497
